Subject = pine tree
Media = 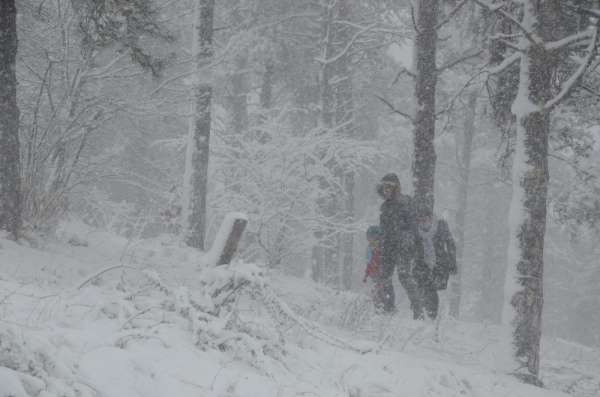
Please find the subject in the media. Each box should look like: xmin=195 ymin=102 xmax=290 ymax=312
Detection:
xmin=74 ymin=0 xmax=172 ymax=76
xmin=475 ymin=0 xmax=600 ymax=385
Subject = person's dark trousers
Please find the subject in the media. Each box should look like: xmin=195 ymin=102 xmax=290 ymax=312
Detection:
xmin=380 ymin=276 xmax=396 ymax=313
xmin=398 ymin=268 xmax=423 ymax=319
xmin=381 ymin=247 xmax=422 ymax=317
xmin=418 ymin=278 xmax=439 ymax=319
xmin=413 ymin=265 xmax=439 ymax=319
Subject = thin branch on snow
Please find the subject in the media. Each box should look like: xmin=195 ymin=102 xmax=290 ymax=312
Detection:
xmin=579 ymin=83 xmax=600 ymax=98
xmin=436 ymin=70 xmax=487 ymax=134
xmin=437 ymin=49 xmax=484 ymax=73
xmin=497 ymin=39 xmax=526 ymax=53
xmin=82 ymin=52 xmax=129 ymax=80
xmin=485 ymin=51 xmax=521 ymax=75
xmin=375 ymin=95 xmax=414 ymax=123
xmin=392 ymin=67 xmax=416 ymax=84
xmin=545 ymin=26 xmax=599 ymax=111
xmin=314 ymin=23 xmax=378 ymax=64
xmin=563 ymin=4 xmax=600 ymax=20
xmin=470 ymin=0 xmax=539 ymax=46
xmin=435 ymin=0 xmax=469 ymax=31
xmin=77 ymin=265 xmax=137 ymax=290
xmin=333 ymin=20 xmax=406 ymax=36
xmin=409 ymin=1 xmax=420 ymax=34
xmin=469 ymin=0 xmax=504 ymax=12
xmin=490 ymin=32 xmax=523 ymax=41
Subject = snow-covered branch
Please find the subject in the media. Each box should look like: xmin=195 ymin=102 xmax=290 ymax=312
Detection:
xmin=82 ymin=53 xmax=130 ymax=80
xmin=334 ymin=20 xmax=405 ymax=36
xmin=437 ymin=49 xmax=484 ymax=73
xmin=545 ymin=29 xmax=594 ymax=52
xmin=435 ymin=0 xmax=468 ymax=30
xmin=470 ymin=0 xmax=539 ymax=46
xmin=485 ymin=51 xmax=521 ymax=75
xmin=314 ymin=23 xmax=378 ymax=64
xmin=544 ymin=26 xmax=599 ymax=111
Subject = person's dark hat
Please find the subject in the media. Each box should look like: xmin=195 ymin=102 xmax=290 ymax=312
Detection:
xmin=381 ymin=173 xmax=400 ymax=185
xmin=366 ymin=225 xmax=382 ymax=239
xmin=377 ymin=173 xmax=401 ymax=197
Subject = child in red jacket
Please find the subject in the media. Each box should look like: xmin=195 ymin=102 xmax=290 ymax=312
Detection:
xmin=363 ymin=225 xmax=385 ymax=310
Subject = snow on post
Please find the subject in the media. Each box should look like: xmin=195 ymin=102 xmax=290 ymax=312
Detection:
xmin=206 ymin=212 xmax=248 ymax=266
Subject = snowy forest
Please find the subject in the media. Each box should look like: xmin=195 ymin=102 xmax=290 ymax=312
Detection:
xmin=1 ymin=0 xmax=599 ymax=396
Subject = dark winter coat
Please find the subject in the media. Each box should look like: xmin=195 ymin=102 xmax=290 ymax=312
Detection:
xmin=413 ymin=219 xmax=457 ymax=290
xmin=379 ymin=194 xmax=417 ymax=271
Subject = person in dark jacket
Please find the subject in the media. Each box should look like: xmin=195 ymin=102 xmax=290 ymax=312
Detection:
xmin=377 ymin=173 xmax=421 ymax=317
xmin=412 ymin=211 xmax=457 ymax=319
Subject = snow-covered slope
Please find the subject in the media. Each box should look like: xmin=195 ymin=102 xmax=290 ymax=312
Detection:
xmin=0 ymin=226 xmax=598 ymax=397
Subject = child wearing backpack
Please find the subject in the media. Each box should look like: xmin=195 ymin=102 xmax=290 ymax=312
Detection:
xmin=363 ymin=225 xmax=386 ymax=310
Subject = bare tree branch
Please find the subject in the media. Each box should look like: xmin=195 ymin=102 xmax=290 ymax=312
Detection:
xmin=435 ymin=0 xmax=468 ymax=30
xmin=485 ymin=51 xmax=521 ymax=75
xmin=437 ymin=49 xmax=484 ymax=73
xmin=392 ymin=67 xmax=416 ymax=85
xmin=374 ymin=94 xmax=414 ymax=123
xmin=409 ymin=1 xmax=420 ymax=34
xmin=545 ymin=29 xmax=594 ymax=51
xmin=315 ymin=23 xmax=378 ymax=64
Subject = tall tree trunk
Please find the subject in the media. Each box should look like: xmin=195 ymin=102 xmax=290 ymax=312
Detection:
xmin=182 ymin=0 xmax=215 ymax=250
xmin=449 ymin=90 xmax=477 ymax=318
xmin=412 ymin=0 xmax=439 ymax=217
xmin=0 ymin=0 xmax=21 ymax=239
xmin=503 ymin=0 xmax=560 ymax=385
xmin=334 ymin=0 xmax=355 ymax=290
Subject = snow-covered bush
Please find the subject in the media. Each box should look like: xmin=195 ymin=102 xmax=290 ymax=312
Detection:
xmin=210 ymin=106 xmax=379 ymax=269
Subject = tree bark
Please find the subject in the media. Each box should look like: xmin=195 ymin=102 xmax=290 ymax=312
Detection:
xmin=449 ymin=90 xmax=477 ymax=318
xmin=503 ymin=0 xmax=560 ymax=385
xmin=412 ymin=0 xmax=439 ymax=218
xmin=183 ymin=0 xmax=215 ymax=250
xmin=506 ymin=98 xmax=549 ymax=385
xmin=0 ymin=0 xmax=21 ymax=239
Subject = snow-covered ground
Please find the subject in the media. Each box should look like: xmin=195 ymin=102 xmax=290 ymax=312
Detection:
xmin=1 ymin=222 xmax=598 ymax=397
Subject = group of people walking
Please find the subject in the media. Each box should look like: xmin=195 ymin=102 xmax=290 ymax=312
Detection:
xmin=363 ymin=173 xmax=457 ymax=320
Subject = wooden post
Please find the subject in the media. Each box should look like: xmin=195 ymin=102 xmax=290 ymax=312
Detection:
xmin=217 ymin=218 xmax=247 ymax=265
xmin=208 ymin=213 xmax=248 ymax=266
